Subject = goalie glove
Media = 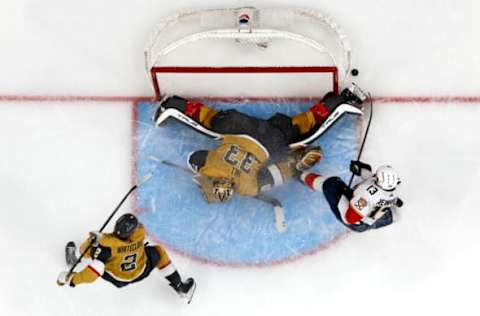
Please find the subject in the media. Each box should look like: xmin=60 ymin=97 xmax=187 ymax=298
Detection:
xmin=293 ymin=145 xmax=323 ymax=171
xmin=57 ymin=271 xmax=75 ymax=287
xmin=350 ymin=160 xmax=372 ymax=176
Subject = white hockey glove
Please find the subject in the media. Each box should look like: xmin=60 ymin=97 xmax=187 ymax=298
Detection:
xmin=57 ymin=271 xmax=75 ymax=287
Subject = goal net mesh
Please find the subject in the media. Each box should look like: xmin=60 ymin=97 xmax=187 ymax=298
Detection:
xmin=145 ymin=7 xmax=352 ymax=99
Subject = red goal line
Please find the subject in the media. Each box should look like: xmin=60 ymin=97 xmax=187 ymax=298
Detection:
xmin=0 ymin=95 xmax=479 ymax=104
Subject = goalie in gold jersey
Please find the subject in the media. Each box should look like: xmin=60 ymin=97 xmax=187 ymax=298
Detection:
xmin=57 ymin=214 xmax=196 ymax=302
xmin=153 ymin=85 xmax=365 ymax=203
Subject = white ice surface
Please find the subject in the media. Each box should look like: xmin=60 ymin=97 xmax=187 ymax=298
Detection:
xmin=0 ymin=1 xmax=480 ymax=316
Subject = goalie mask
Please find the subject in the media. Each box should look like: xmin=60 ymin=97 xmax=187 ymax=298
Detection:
xmin=375 ymin=165 xmax=401 ymax=191
xmin=212 ymin=178 xmax=234 ymax=202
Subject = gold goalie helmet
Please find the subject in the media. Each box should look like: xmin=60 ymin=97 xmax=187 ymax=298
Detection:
xmin=212 ymin=178 xmax=234 ymax=202
xmin=194 ymin=174 xmax=234 ymax=203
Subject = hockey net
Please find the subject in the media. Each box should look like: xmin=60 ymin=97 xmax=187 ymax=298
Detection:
xmin=145 ymin=7 xmax=352 ymax=100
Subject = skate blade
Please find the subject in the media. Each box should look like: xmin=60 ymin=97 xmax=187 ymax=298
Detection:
xmin=185 ymin=280 xmax=197 ymax=304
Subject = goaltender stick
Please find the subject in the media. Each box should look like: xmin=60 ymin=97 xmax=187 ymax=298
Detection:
xmin=153 ymin=85 xmax=366 ymax=203
xmin=57 ymin=213 xmax=196 ymax=302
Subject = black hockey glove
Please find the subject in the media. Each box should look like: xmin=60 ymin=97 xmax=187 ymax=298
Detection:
xmin=395 ymin=198 xmax=404 ymax=208
xmin=350 ymin=160 xmax=372 ymax=176
xmin=161 ymin=95 xmax=188 ymax=112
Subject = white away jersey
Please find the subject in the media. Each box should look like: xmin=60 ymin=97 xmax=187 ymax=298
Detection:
xmin=339 ymin=177 xmax=398 ymax=225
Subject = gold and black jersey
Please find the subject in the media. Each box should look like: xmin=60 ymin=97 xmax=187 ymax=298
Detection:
xmin=73 ymin=225 xmax=148 ymax=285
xmin=198 ymin=135 xmax=269 ymax=197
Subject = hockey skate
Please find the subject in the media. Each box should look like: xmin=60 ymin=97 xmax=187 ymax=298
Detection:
xmin=175 ymin=278 xmax=197 ymax=304
xmin=65 ymin=241 xmax=77 ymax=267
xmin=340 ymin=83 xmax=367 ymax=107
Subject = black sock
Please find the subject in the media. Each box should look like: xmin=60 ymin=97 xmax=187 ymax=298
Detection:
xmin=166 ymin=270 xmax=182 ymax=289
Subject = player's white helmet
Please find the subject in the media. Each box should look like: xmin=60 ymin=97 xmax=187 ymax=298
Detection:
xmin=375 ymin=165 xmax=401 ymax=191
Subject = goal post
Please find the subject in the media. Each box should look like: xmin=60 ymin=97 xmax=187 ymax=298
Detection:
xmin=145 ymin=7 xmax=352 ymax=100
xmin=149 ymin=66 xmax=339 ymax=100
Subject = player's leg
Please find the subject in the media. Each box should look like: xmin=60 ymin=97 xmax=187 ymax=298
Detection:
xmin=150 ymin=245 xmax=196 ymax=299
xmin=291 ymin=84 xmax=367 ymax=137
xmin=209 ymin=109 xmax=263 ymax=135
xmin=154 ymin=95 xmax=266 ymax=139
xmin=153 ymin=95 xmax=218 ymax=129
xmin=266 ymin=112 xmax=301 ymax=144
xmin=369 ymin=209 xmax=394 ymax=229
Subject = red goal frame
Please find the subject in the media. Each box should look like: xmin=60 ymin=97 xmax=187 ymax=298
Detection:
xmin=150 ymin=66 xmax=339 ymax=101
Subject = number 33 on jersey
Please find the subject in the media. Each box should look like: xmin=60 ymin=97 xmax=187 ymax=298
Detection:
xmin=195 ymin=135 xmax=269 ymax=197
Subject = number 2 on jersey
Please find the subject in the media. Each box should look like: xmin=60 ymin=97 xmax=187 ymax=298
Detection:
xmin=121 ymin=254 xmax=137 ymax=272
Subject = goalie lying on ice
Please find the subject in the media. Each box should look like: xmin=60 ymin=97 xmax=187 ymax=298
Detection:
xmin=153 ymin=85 xmax=366 ymax=203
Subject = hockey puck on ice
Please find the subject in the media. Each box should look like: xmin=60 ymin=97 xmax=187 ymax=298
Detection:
xmin=351 ymin=68 xmax=359 ymax=76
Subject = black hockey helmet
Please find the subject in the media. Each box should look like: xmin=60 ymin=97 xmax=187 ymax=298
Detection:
xmin=114 ymin=213 xmax=138 ymax=240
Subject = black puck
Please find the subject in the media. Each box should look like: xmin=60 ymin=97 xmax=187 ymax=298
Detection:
xmin=351 ymin=68 xmax=359 ymax=76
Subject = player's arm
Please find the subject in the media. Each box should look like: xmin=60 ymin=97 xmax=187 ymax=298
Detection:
xmin=58 ymin=236 xmax=112 ymax=287
xmin=188 ymin=150 xmax=208 ymax=173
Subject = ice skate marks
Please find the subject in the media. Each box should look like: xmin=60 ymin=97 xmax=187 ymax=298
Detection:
xmin=135 ymin=101 xmax=359 ymax=266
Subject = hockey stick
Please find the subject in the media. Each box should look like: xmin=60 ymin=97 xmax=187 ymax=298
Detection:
xmin=255 ymin=193 xmax=286 ymax=233
xmin=156 ymin=157 xmax=287 ymax=233
xmin=348 ymin=94 xmax=374 ymax=188
xmin=65 ymin=172 xmax=155 ymax=278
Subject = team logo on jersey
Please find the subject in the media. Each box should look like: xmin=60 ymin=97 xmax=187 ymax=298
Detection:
xmin=354 ymin=197 xmax=368 ymax=211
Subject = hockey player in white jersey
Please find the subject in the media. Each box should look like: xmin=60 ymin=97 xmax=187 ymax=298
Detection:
xmin=301 ymin=161 xmax=403 ymax=232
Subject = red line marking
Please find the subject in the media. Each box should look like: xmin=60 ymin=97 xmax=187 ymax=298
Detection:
xmin=1 ymin=95 xmax=480 ymax=103
xmin=131 ymin=101 xmax=139 ymax=211
xmin=144 ymin=229 xmax=350 ymax=268
xmin=372 ymin=96 xmax=480 ymax=103
xmin=0 ymin=95 xmax=153 ymax=103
